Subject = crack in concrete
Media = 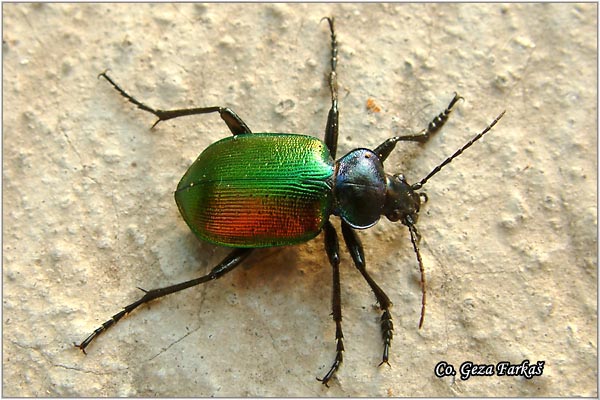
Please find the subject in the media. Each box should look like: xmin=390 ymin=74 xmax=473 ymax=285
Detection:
xmin=146 ymin=324 xmax=202 ymax=362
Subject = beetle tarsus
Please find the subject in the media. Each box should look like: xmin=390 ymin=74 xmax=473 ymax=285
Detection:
xmin=375 ymin=93 xmax=465 ymax=162
xmin=379 ymin=310 xmax=394 ymax=366
xmin=419 ymin=92 xmax=464 ymax=141
xmin=317 ymin=348 xmax=343 ymax=387
xmin=74 ymin=311 xmax=121 ymax=353
xmin=97 ymin=69 xmax=111 ymax=80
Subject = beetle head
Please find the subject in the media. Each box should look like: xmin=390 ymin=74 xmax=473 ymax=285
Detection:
xmin=383 ymin=173 xmax=424 ymax=227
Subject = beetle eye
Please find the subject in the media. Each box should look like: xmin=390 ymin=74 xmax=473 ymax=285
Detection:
xmin=386 ymin=210 xmax=402 ymax=222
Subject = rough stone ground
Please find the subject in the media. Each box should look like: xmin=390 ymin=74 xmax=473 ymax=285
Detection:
xmin=3 ymin=3 xmax=597 ymax=397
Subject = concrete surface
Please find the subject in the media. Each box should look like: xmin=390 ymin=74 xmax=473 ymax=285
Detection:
xmin=3 ymin=3 xmax=597 ymax=397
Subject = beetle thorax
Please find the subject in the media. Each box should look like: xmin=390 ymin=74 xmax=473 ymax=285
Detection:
xmin=333 ymin=149 xmax=387 ymax=229
xmin=333 ymin=149 xmax=423 ymax=229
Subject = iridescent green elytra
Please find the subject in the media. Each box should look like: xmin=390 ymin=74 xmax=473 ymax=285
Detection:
xmin=175 ymin=133 xmax=335 ymax=247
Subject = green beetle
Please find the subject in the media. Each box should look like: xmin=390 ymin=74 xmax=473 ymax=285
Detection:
xmin=76 ymin=17 xmax=504 ymax=386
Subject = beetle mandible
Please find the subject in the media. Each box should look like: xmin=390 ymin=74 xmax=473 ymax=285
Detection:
xmin=76 ymin=17 xmax=505 ymax=386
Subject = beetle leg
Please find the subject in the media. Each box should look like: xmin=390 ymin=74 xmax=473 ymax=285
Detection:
xmin=98 ymin=71 xmax=252 ymax=134
xmin=374 ymin=93 xmax=464 ymax=162
xmin=341 ymin=222 xmax=394 ymax=368
xmin=74 ymin=248 xmax=253 ymax=353
xmin=317 ymin=221 xmax=344 ymax=387
xmin=322 ymin=17 xmax=339 ymax=159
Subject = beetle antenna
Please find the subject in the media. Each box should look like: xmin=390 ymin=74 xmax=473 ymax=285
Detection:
xmin=412 ymin=110 xmax=505 ymax=190
xmin=406 ymin=219 xmax=426 ymax=328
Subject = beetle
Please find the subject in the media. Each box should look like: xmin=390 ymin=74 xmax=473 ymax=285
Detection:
xmin=76 ymin=17 xmax=504 ymax=386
